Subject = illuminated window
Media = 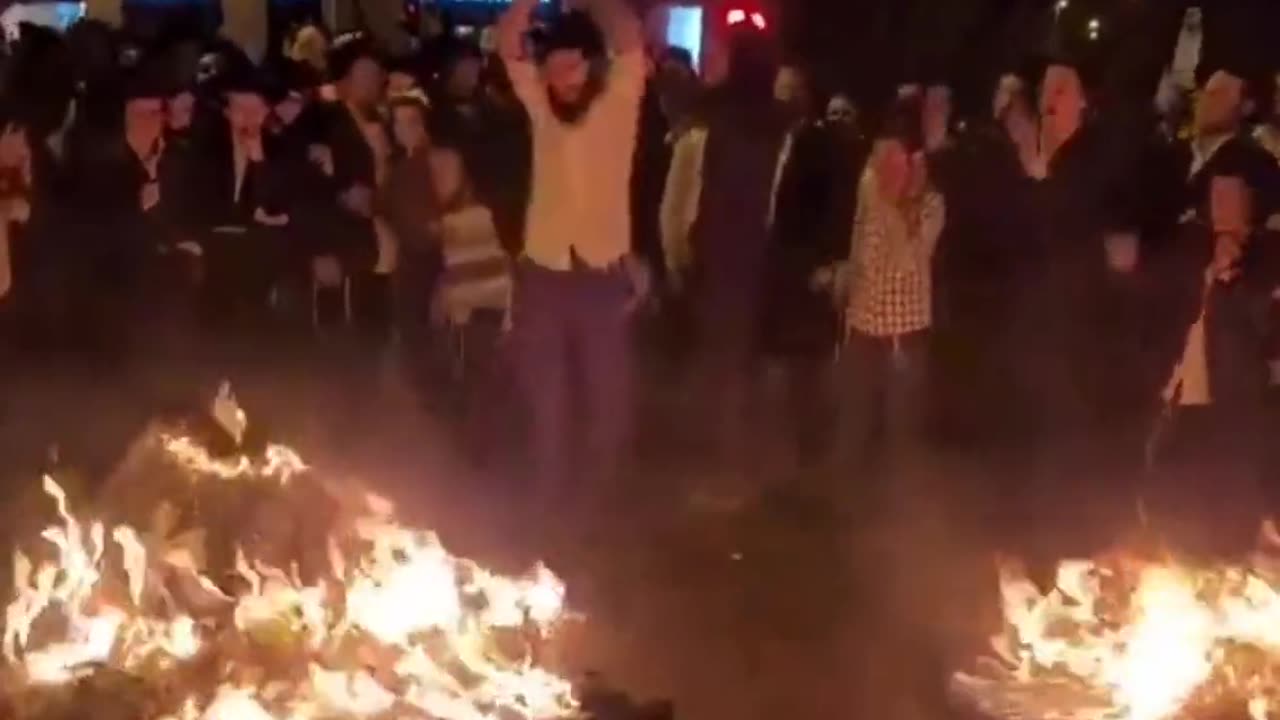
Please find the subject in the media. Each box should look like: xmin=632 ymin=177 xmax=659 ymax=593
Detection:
xmin=667 ymin=6 xmax=702 ymax=70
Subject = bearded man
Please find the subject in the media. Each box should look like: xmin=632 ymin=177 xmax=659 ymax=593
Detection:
xmin=498 ymin=0 xmax=647 ymax=506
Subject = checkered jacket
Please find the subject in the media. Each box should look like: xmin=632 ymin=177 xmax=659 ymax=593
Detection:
xmin=846 ymin=176 xmax=945 ymax=338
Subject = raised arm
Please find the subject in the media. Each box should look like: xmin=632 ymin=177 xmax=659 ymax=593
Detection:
xmin=576 ymin=0 xmax=645 ymax=109
xmin=497 ymin=0 xmax=548 ymax=116
xmin=577 ymin=0 xmax=642 ymax=56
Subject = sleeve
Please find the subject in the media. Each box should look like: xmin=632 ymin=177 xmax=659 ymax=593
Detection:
xmin=921 ymin=191 xmax=946 ymax=259
xmin=659 ymin=126 xmax=706 ymax=277
xmin=503 ymin=57 xmax=550 ymax=124
xmin=600 ymin=49 xmax=647 ymax=114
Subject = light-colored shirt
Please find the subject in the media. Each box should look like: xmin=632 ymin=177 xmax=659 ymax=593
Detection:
xmin=846 ymin=171 xmax=945 ymax=338
xmin=507 ymin=50 xmax=645 ymax=271
xmin=1164 ymin=276 xmax=1215 ymax=406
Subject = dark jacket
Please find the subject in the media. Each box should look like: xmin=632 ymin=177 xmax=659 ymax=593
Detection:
xmin=760 ymin=120 xmax=842 ymax=357
xmin=1151 ymin=223 xmax=1280 ymax=424
xmin=690 ymin=88 xmax=787 ymax=350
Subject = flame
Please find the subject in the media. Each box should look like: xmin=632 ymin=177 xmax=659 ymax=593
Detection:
xmin=3 ymin=431 xmax=575 ymax=719
xmin=161 ymin=435 xmax=308 ymax=485
xmin=958 ymin=549 xmax=1280 ymax=720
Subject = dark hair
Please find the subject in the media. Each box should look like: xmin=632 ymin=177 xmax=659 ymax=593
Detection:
xmin=724 ymin=27 xmax=776 ymax=104
xmin=661 ymin=46 xmax=694 ymax=71
xmin=538 ymin=10 xmax=604 ymax=62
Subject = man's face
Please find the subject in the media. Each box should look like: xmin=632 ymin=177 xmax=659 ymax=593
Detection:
xmin=1195 ymin=71 xmax=1244 ymax=136
xmin=168 ymin=91 xmax=195 ymax=132
xmin=773 ymin=67 xmax=802 ymax=104
xmin=448 ymin=57 xmax=482 ymax=99
xmin=125 ymin=98 xmax=166 ymax=145
xmin=388 ymin=70 xmax=418 ymax=95
xmin=344 ymin=57 xmax=385 ymax=107
xmin=826 ymin=96 xmax=856 ymax=126
xmin=274 ymin=92 xmax=307 ymax=128
xmin=226 ymin=92 xmax=269 ymax=137
xmin=391 ymin=104 xmax=428 ymax=153
xmin=924 ymin=85 xmax=952 ymax=125
xmin=545 ymin=48 xmax=589 ymax=107
xmin=1040 ymin=64 xmax=1086 ymax=134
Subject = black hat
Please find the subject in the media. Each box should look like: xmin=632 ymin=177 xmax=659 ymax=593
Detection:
xmin=538 ymin=10 xmax=604 ymax=61
xmin=328 ymin=31 xmax=381 ymax=82
xmin=121 ymin=56 xmax=175 ymax=101
xmin=259 ymin=59 xmax=321 ymax=103
xmin=219 ymin=57 xmax=269 ymax=99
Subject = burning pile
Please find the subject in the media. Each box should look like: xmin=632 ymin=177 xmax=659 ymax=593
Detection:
xmin=0 ymin=387 xmax=576 ymax=720
xmin=951 ymin=534 xmax=1280 ymax=720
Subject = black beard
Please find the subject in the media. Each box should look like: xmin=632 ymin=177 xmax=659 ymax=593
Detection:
xmin=546 ymin=78 xmax=603 ymax=125
xmin=549 ymin=95 xmax=592 ymax=124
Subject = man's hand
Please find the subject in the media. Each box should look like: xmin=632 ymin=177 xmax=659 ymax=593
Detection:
xmin=140 ymin=181 xmax=161 ymax=212
xmin=308 ymin=144 xmax=334 ymax=177
xmin=340 ymin=185 xmax=373 ymax=218
xmin=623 ymin=254 xmax=653 ymax=315
xmin=1104 ymin=232 xmax=1140 ymax=274
xmin=254 ymin=207 xmax=290 ymax=227
xmin=498 ymin=0 xmax=539 ymax=60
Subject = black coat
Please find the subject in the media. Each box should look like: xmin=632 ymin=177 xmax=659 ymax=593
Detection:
xmin=760 ymin=120 xmax=843 ymax=357
xmin=1149 ymin=223 xmax=1280 ymax=425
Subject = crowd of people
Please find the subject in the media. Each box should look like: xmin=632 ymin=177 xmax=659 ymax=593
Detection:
xmin=0 ymin=1 xmax=1277 ymax=548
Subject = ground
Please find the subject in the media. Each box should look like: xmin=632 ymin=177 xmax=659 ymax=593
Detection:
xmin=0 ymin=331 xmax=1132 ymax=720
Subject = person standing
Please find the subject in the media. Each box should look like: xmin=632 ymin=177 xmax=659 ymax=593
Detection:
xmin=661 ymin=28 xmax=786 ymax=489
xmin=497 ymin=0 xmax=646 ymax=505
xmin=833 ymin=101 xmax=944 ymax=478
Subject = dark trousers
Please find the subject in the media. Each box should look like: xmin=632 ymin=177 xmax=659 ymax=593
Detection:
xmin=201 ymin=228 xmax=291 ymax=327
xmin=1148 ymin=406 xmax=1265 ymax=556
xmin=512 ymin=259 xmax=632 ymax=500
xmin=834 ymin=329 xmax=930 ymax=476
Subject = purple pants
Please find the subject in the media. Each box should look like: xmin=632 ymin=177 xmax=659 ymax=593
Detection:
xmin=512 ymin=259 xmax=632 ymax=498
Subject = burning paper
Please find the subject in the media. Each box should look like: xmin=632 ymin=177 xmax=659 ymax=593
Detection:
xmin=1 ymin=396 xmax=577 ymax=720
xmin=953 ymin=543 xmax=1280 ymax=720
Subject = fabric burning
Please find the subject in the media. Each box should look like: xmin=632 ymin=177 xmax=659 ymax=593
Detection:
xmin=0 ymin=388 xmax=576 ymax=720
xmin=952 ymin=533 xmax=1280 ymax=720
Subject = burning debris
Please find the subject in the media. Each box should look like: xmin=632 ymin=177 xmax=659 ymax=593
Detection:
xmin=0 ymin=386 xmax=579 ymax=720
xmin=951 ymin=532 xmax=1280 ymax=720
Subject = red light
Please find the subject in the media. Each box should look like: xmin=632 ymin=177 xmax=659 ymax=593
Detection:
xmin=726 ymin=7 xmax=768 ymax=30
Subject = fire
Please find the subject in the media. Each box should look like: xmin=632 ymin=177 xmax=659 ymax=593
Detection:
xmin=955 ymin=545 xmax=1280 ymax=720
xmin=2 ymin=406 xmax=576 ymax=719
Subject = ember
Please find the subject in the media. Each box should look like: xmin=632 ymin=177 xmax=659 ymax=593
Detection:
xmin=952 ymin=534 xmax=1280 ymax=720
xmin=0 ymin=390 xmax=576 ymax=720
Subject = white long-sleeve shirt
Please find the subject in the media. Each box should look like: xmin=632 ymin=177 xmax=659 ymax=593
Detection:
xmin=506 ymin=50 xmax=645 ymax=271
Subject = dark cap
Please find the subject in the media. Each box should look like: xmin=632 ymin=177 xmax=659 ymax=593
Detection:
xmin=219 ymin=56 xmax=269 ymax=99
xmin=121 ymin=56 xmax=176 ymax=101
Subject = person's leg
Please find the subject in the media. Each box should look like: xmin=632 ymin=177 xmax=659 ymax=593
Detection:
xmin=884 ymin=331 xmax=930 ymax=467
xmin=512 ymin=262 xmax=571 ymax=502
xmin=572 ymin=266 xmax=633 ymax=500
xmin=832 ymin=333 xmax=886 ymax=483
